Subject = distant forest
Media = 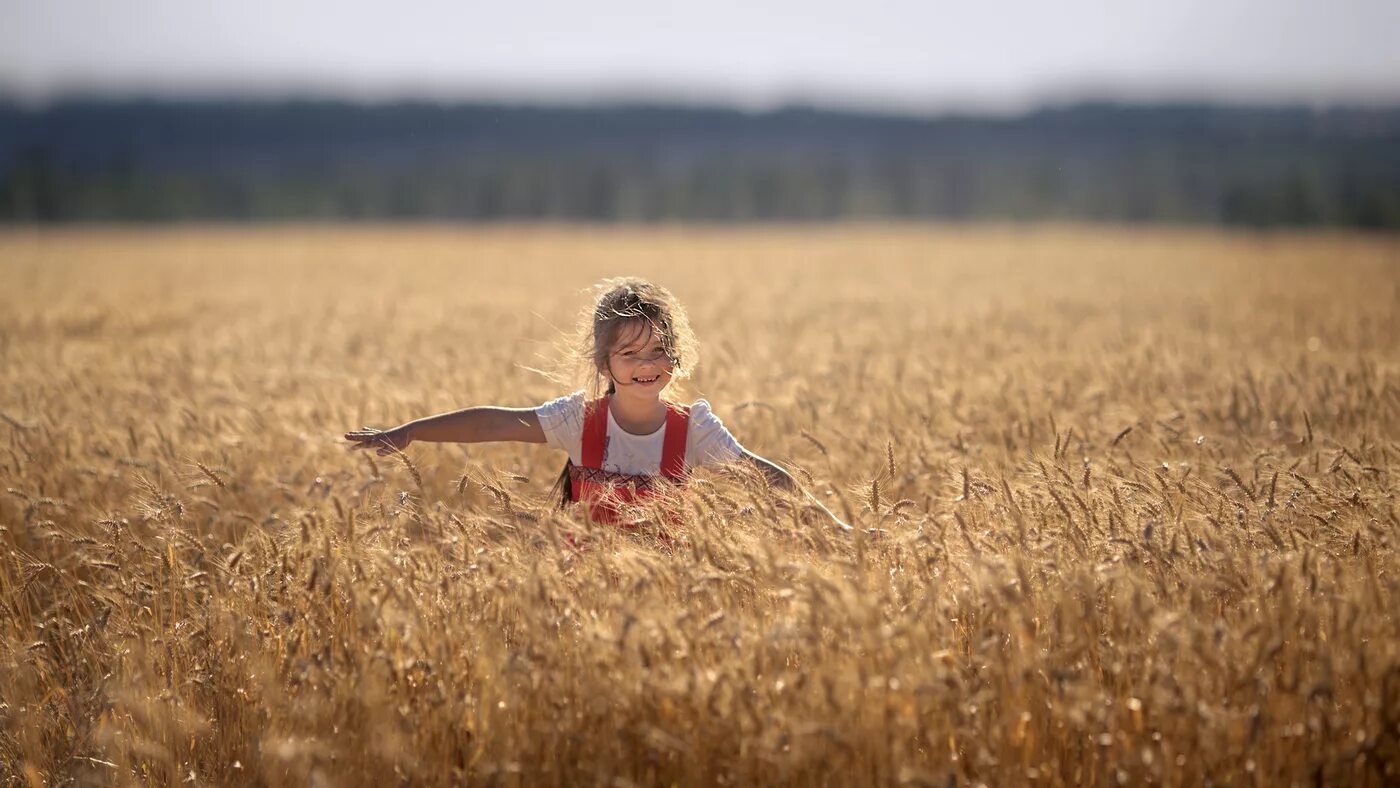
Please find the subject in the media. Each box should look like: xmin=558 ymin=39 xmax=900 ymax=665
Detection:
xmin=1 ymin=99 xmax=1398 ymax=227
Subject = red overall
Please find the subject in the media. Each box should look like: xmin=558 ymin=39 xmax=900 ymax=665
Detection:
xmin=569 ymin=396 xmax=690 ymax=527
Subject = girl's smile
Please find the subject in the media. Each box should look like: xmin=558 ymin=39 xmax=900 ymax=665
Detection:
xmin=613 ymin=359 xmax=671 ymax=392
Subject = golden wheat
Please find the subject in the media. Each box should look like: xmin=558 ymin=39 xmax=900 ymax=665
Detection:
xmin=1 ymin=224 xmax=1398 ymax=786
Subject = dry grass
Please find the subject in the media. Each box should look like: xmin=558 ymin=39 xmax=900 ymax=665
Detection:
xmin=1 ymin=224 xmax=1399 ymax=786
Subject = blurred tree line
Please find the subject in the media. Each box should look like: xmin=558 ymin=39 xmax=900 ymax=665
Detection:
xmin=1 ymin=100 xmax=1397 ymax=227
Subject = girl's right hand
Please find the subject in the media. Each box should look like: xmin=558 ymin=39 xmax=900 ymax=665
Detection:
xmin=344 ymin=424 xmax=413 ymax=456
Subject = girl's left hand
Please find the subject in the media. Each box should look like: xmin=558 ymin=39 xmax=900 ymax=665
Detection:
xmin=344 ymin=424 xmax=413 ymax=456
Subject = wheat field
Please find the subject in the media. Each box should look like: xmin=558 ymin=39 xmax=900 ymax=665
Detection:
xmin=2 ymin=225 xmax=1398 ymax=786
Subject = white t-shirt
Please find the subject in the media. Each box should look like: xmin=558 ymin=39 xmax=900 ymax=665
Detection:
xmin=534 ymin=391 xmax=745 ymax=475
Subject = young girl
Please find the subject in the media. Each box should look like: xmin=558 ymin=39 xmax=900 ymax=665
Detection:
xmin=344 ymin=278 xmax=849 ymax=533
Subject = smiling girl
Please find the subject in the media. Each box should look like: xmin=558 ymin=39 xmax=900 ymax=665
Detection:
xmin=344 ymin=277 xmax=848 ymax=532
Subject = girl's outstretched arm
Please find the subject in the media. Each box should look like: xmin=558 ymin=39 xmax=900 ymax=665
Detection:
xmin=735 ymin=449 xmax=853 ymax=533
xmin=344 ymin=407 xmax=546 ymax=456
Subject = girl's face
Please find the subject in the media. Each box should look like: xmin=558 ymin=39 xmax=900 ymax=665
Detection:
xmin=603 ymin=321 xmax=674 ymax=398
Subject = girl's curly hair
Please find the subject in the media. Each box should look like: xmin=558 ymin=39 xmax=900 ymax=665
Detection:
xmin=577 ymin=277 xmax=698 ymax=397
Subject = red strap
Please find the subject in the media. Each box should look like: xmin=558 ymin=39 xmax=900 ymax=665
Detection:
xmin=660 ymin=403 xmax=690 ymax=479
xmin=581 ymin=396 xmax=608 ymax=468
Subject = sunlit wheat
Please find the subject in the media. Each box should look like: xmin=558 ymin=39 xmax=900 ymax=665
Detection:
xmin=1 ymin=225 xmax=1397 ymax=785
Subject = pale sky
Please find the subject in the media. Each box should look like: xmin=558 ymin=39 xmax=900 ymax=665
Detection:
xmin=2 ymin=0 xmax=1398 ymax=112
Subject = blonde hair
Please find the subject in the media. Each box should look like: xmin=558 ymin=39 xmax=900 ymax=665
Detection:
xmin=571 ymin=277 xmax=699 ymax=399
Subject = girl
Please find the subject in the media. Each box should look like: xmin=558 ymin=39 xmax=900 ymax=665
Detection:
xmin=344 ymin=277 xmax=849 ymax=533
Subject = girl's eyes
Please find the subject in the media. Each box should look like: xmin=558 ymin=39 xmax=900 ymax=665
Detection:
xmin=622 ymin=346 xmax=665 ymax=357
